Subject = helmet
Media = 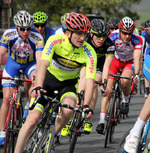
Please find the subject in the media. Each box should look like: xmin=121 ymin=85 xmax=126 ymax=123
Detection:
xmin=61 ymin=13 xmax=70 ymax=24
xmin=108 ymin=17 xmax=120 ymax=28
xmin=13 ymin=10 xmax=33 ymax=27
xmin=91 ymin=19 xmax=110 ymax=36
xmin=139 ymin=21 xmax=146 ymax=29
xmin=63 ymin=12 xmax=91 ymax=32
xmin=145 ymin=20 xmax=150 ymax=28
xmin=33 ymin=12 xmax=48 ymax=24
xmin=118 ymin=16 xmax=135 ymax=31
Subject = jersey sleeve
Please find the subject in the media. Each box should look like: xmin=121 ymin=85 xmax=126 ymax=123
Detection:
xmin=82 ymin=44 xmax=97 ymax=79
xmin=0 ymin=30 xmax=10 ymax=48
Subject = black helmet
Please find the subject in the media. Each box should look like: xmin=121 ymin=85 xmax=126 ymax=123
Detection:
xmin=145 ymin=20 xmax=150 ymax=28
xmin=139 ymin=21 xmax=146 ymax=29
xmin=91 ymin=19 xmax=110 ymax=37
xmin=108 ymin=17 xmax=120 ymax=28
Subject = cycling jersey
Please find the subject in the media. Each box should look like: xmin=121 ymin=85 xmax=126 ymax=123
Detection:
xmin=55 ymin=26 xmax=64 ymax=35
xmin=0 ymin=26 xmax=44 ymax=87
xmin=141 ymin=30 xmax=150 ymax=58
xmin=42 ymin=26 xmax=55 ymax=43
xmin=0 ymin=26 xmax=44 ymax=64
xmin=86 ymin=36 xmax=115 ymax=72
xmin=41 ymin=34 xmax=97 ymax=81
xmin=109 ymin=29 xmax=143 ymax=62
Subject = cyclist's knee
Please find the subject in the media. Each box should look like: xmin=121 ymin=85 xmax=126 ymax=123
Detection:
xmin=25 ymin=110 xmax=41 ymax=129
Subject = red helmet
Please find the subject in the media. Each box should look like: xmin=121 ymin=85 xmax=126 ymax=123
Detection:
xmin=118 ymin=17 xmax=135 ymax=31
xmin=63 ymin=12 xmax=91 ymax=32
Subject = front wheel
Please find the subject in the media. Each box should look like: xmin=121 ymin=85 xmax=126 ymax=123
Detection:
xmin=4 ymin=102 xmax=15 ymax=153
xmin=69 ymin=112 xmax=82 ymax=153
xmin=35 ymin=125 xmax=55 ymax=153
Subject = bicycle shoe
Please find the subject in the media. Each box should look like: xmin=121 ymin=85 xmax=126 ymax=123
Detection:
xmin=96 ymin=123 xmax=104 ymax=134
xmin=84 ymin=120 xmax=92 ymax=134
xmin=121 ymin=102 xmax=129 ymax=115
xmin=0 ymin=131 xmax=5 ymax=147
xmin=61 ymin=123 xmax=70 ymax=136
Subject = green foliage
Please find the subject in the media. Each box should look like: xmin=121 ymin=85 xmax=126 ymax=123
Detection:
xmin=16 ymin=0 xmax=142 ymax=27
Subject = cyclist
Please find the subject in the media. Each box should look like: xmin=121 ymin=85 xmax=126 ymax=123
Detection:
xmin=141 ymin=20 xmax=150 ymax=98
xmin=0 ymin=10 xmax=44 ymax=146
xmin=55 ymin=13 xmax=70 ymax=35
xmin=14 ymin=12 xmax=97 ymax=153
xmin=76 ymin=19 xmax=115 ymax=134
xmin=108 ymin=17 xmax=120 ymax=33
xmin=139 ymin=21 xmax=146 ymax=35
xmin=23 ymin=11 xmax=55 ymax=120
xmin=96 ymin=16 xmax=143 ymax=134
xmin=33 ymin=11 xmax=55 ymax=43
xmin=124 ymin=53 xmax=150 ymax=153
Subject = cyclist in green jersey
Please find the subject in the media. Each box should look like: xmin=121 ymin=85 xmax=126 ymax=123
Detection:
xmin=14 ymin=12 xmax=97 ymax=153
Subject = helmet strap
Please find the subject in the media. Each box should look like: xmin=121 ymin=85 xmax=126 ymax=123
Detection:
xmin=69 ymin=31 xmax=79 ymax=48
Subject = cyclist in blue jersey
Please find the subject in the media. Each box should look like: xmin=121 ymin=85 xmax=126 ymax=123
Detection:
xmin=33 ymin=11 xmax=55 ymax=43
xmin=0 ymin=10 xmax=44 ymax=146
xmin=55 ymin=13 xmax=70 ymax=35
xmin=23 ymin=11 xmax=56 ymax=119
xmin=141 ymin=20 xmax=150 ymax=98
xmin=124 ymin=53 xmax=150 ymax=153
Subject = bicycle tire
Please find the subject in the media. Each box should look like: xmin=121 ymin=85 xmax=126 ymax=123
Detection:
xmin=35 ymin=124 xmax=55 ymax=153
xmin=4 ymin=101 xmax=15 ymax=153
xmin=69 ymin=112 xmax=82 ymax=153
xmin=104 ymin=92 xmax=116 ymax=148
xmin=115 ymin=128 xmax=131 ymax=153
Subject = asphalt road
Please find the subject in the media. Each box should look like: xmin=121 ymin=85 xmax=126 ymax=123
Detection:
xmin=0 ymin=88 xmax=146 ymax=153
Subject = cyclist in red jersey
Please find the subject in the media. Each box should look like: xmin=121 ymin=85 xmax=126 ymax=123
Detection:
xmin=96 ymin=16 xmax=143 ymax=134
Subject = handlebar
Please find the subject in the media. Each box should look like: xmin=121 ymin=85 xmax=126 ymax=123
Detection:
xmin=0 ymin=76 xmax=32 ymax=82
xmin=109 ymin=73 xmax=131 ymax=80
xmin=95 ymin=79 xmax=107 ymax=94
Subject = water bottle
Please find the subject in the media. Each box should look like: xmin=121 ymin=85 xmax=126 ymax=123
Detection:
xmin=143 ymin=143 xmax=150 ymax=153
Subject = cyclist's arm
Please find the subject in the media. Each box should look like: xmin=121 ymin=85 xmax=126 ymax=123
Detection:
xmin=102 ymin=55 xmax=113 ymax=82
xmin=35 ymin=51 xmax=43 ymax=70
xmin=84 ymin=78 xmax=94 ymax=106
xmin=0 ymin=46 xmax=8 ymax=66
xmin=134 ymin=49 xmax=142 ymax=75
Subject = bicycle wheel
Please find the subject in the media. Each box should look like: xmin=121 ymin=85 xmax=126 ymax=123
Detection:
xmin=104 ymin=93 xmax=116 ymax=148
xmin=35 ymin=124 xmax=55 ymax=153
xmin=4 ymin=101 xmax=15 ymax=153
xmin=69 ymin=112 xmax=82 ymax=153
xmin=115 ymin=129 xmax=131 ymax=153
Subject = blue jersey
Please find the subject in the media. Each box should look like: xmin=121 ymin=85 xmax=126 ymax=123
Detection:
xmin=44 ymin=27 xmax=55 ymax=43
xmin=0 ymin=26 xmax=44 ymax=64
xmin=141 ymin=30 xmax=150 ymax=43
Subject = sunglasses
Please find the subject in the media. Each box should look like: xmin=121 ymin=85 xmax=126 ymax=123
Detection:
xmin=34 ymin=23 xmax=46 ymax=28
xmin=110 ymin=27 xmax=118 ymax=30
xmin=94 ymin=34 xmax=107 ymax=39
xmin=18 ymin=27 xmax=31 ymax=32
xmin=121 ymin=30 xmax=133 ymax=36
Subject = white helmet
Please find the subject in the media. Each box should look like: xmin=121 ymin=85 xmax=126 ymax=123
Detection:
xmin=13 ymin=10 xmax=33 ymax=27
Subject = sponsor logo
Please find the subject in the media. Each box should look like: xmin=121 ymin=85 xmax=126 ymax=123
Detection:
xmin=58 ymin=58 xmax=79 ymax=68
xmin=144 ymin=64 xmax=150 ymax=73
xmin=83 ymin=45 xmax=94 ymax=73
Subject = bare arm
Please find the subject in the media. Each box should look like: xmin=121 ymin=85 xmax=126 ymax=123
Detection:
xmin=84 ymin=78 xmax=94 ymax=106
xmin=102 ymin=55 xmax=113 ymax=82
xmin=134 ymin=49 xmax=142 ymax=75
xmin=0 ymin=46 xmax=8 ymax=66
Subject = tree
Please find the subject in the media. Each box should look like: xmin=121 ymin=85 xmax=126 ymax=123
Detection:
xmin=16 ymin=0 xmax=142 ymax=27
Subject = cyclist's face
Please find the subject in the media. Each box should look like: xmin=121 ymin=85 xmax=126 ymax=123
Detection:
xmin=146 ymin=27 xmax=150 ymax=35
xmin=17 ymin=27 xmax=31 ymax=39
xmin=110 ymin=27 xmax=118 ymax=33
xmin=91 ymin=33 xmax=106 ymax=48
xmin=120 ymin=29 xmax=133 ymax=44
xmin=33 ymin=23 xmax=46 ymax=35
xmin=71 ymin=31 xmax=87 ymax=47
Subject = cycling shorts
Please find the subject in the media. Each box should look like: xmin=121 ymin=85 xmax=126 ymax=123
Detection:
xmin=108 ymin=57 xmax=133 ymax=80
xmin=2 ymin=56 xmax=36 ymax=88
xmin=33 ymin=70 xmax=78 ymax=113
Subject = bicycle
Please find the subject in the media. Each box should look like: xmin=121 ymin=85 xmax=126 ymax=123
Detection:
xmin=104 ymin=73 xmax=131 ymax=148
xmin=69 ymin=80 xmax=107 ymax=153
xmin=0 ymin=70 xmax=31 ymax=153
xmin=115 ymin=118 xmax=150 ymax=153
xmin=24 ymin=90 xmax=81 ymax=153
